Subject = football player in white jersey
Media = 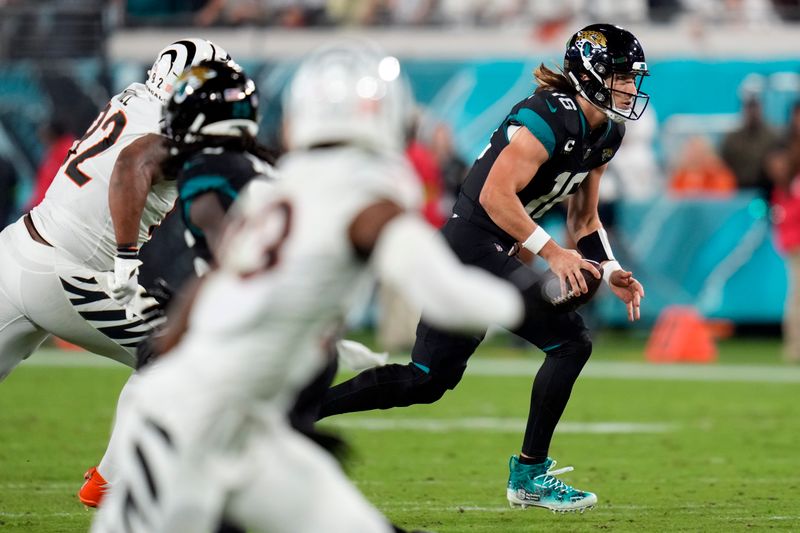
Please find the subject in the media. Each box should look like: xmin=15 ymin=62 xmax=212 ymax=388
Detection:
xmin=0 ymin=38 xmax=230 ymax=507
xmin=90 ymin=42 xmax=535 ymax=533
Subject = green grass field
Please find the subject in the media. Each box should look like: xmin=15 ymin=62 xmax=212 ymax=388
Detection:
xmin=0 ymin=333 xmax=798 ymax=532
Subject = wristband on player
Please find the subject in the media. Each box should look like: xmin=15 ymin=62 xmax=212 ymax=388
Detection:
xmin=116 ymin=243 xmax=139 ymax=260
xmin=521 ymin=226 xmax=551 ymax=255
xmin=602 ymin=260 xmax=623 ymax=285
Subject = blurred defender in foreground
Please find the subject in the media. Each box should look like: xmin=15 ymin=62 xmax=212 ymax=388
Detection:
xmin=91 ymin=41 xmax=531 ymax=533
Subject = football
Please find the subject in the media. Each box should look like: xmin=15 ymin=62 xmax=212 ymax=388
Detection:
xmin=538 ymin=260 xmax=604 ymax=313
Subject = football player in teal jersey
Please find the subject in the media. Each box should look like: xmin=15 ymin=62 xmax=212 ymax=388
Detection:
xmin=319 ymin=23 xmax=648 ymax=513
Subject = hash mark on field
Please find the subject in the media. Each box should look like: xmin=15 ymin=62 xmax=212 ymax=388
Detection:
xmin=323 ymin=418 xmax=675 ymax=434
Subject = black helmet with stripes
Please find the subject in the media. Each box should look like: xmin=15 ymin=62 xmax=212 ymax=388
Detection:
xmin=147 ymin=38 xmax=230 ymax=102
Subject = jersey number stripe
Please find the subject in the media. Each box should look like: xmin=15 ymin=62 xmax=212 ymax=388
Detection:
xmin=525 ymin=170 xmax=588 ymax=218
xmin=223 ymin=200 xmax=294 ymax=278
xmin=64 ymin=104 xmax=128 ymax=187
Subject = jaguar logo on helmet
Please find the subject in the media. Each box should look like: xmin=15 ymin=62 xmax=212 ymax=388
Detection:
xmin=173 ymin=66 xmax=218 ymax=105
xmin=575 ymin=30 xmax=607 ymax=56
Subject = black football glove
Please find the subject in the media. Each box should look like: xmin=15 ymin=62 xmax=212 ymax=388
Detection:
xmin=146 ymin=277 xmax=175 ymax=310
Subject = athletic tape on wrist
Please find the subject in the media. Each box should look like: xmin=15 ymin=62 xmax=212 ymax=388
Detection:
xmin=522 ymin=226 xmax=551 ymax=255
xmin=602 ymin=260 xmax=622 ymax=285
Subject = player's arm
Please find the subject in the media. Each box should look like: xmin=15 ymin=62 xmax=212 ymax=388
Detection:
xmin=566 ymin=164 xmax=605 ymax=241
xmin=479 ymin=127 xmax=546 ymax=242
xmin=567 ymin=165 xmax=644 ymax=321
xmin=480 ymin=127 xmax=599 ymax=295
xmin=109 ymin=133 xmax=168 ymax=248
xmin=188 ymin=192 xmax=228 ymax=263
xmin=106 ymin=133 xmax=168 ymax=304
xmin=350 ymin=200 xmax=524 ymax=332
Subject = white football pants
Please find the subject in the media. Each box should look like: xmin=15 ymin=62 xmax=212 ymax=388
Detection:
xmin=91 ymin=356 xmax=393 ymax=533
xmin=0 ymin=218 xmax=147 ymax=374
xmin=0 ymin=217 xmax=156 ymax=484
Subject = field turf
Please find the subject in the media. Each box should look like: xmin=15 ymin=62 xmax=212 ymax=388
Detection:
xmin=0 ymin=333 xmax=798 ymax=532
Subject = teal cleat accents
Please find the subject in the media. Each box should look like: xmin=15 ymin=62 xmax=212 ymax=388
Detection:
xmin=506 ymin=455 xmax=597 ymax=513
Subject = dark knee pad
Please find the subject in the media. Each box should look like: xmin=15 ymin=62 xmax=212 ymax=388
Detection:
xmin=546 ymin=334 xmax=593 ymax=367
xmin=408 ymin=363 xmax=467 ymax=404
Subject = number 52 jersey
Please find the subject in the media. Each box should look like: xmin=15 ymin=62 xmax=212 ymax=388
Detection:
xmin=30 ymin=83 xmax=178 ymax=272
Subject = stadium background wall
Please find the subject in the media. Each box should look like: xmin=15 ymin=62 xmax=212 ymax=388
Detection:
xmin=0 ymin=39 xmax=796 ymax=326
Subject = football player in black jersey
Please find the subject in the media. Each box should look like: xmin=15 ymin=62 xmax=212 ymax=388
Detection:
xmin=163 ymin=61 xmax=278 ymax=275
xmin=319 ymin=24 xmax=648 ymax=513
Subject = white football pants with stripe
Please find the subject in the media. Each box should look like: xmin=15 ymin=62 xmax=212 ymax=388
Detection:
xmin=0 ymin=217 xmax=157 ymax=482
xmin=91 ymin=356 xmax=394 ymax=533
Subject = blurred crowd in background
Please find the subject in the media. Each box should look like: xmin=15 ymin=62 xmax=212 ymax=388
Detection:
xmin=2 ymin=0 xmax=800 ymax=30
xmin=6 ymin=0 xmax=800 ymax=27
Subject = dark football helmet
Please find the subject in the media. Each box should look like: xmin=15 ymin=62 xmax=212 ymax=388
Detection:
xmin=563 ymin=23 xmax=650 ymax=123
xmin=163 ymin=60 xmax=259 ymax=146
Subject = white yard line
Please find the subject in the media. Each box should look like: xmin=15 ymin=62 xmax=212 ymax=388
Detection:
xmin=20 ymin=350 xmax=800 ymax=383
xmin=323 ymin=418 xmax=676 ymax=434
xmin=0 ymin=512 xmax=86 ymax=518
xmin=462 ymin=358 xmax=800 ymax=383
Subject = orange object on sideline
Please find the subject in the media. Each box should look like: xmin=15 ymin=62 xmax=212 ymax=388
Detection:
xmin=646 ymin=306 xmax=718 ymax=363
xmin=54 ymin=337 xmax=83 ymax=351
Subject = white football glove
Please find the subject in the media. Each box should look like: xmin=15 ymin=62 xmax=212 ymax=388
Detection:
xmin=125 ymin=286 xmax=167 ymax=328
xmin=107 ymin=256 xmax=142 ymax=306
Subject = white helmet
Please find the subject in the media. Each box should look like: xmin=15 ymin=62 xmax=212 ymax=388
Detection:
xmin=284 ymin=40 xmax=413 ymax=153
xmin=146 ymin=38 xmax=231 ymax=102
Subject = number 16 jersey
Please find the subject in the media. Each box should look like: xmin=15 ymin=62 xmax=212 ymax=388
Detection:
xmin=454 ymin=89 xmax=625 ymax=244
xmin=30 ymin=83 xmax=178 ymax=272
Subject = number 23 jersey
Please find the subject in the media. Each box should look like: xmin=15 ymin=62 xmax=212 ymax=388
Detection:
xmin=30 ymin=83 xmax=177 ymax=272
xmin=455 ymin=89 xmax=625 ymax=242
xmin=182 ymin=147 xmax=421 ymax=403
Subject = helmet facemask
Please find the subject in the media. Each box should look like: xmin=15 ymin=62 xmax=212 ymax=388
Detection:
xmin=568 ymin=66 xmax=650 ymax=124
xmin=564 ymin=24 xmax=651 ymax=124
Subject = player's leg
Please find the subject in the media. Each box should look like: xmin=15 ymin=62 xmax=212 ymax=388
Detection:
xmin=319 ymin=218 xmax=513 ymax=419
xmin=319 ymin=323 xmax=481 ymax=418
xmin=79 ymin=368 xmax=148 ymax=507
xmin=32 ymin=268 xmax=145 ymax=366
xmin=0 ymin=295 xmax=50 ymax=381
xmin=2 ymin=219 xmax=141 ymax=365
xmin=228 ymin=421 xmax=394 ymax=533
xmin=0 ymin=223 xmax=52 ymax=379
xmin=505 ymin=263 xmax=597 ymax=511
xmin=92 ymin=360 xmax=235 ymax=533
xmin=31 ymin=252 xmax=156 ymax=505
